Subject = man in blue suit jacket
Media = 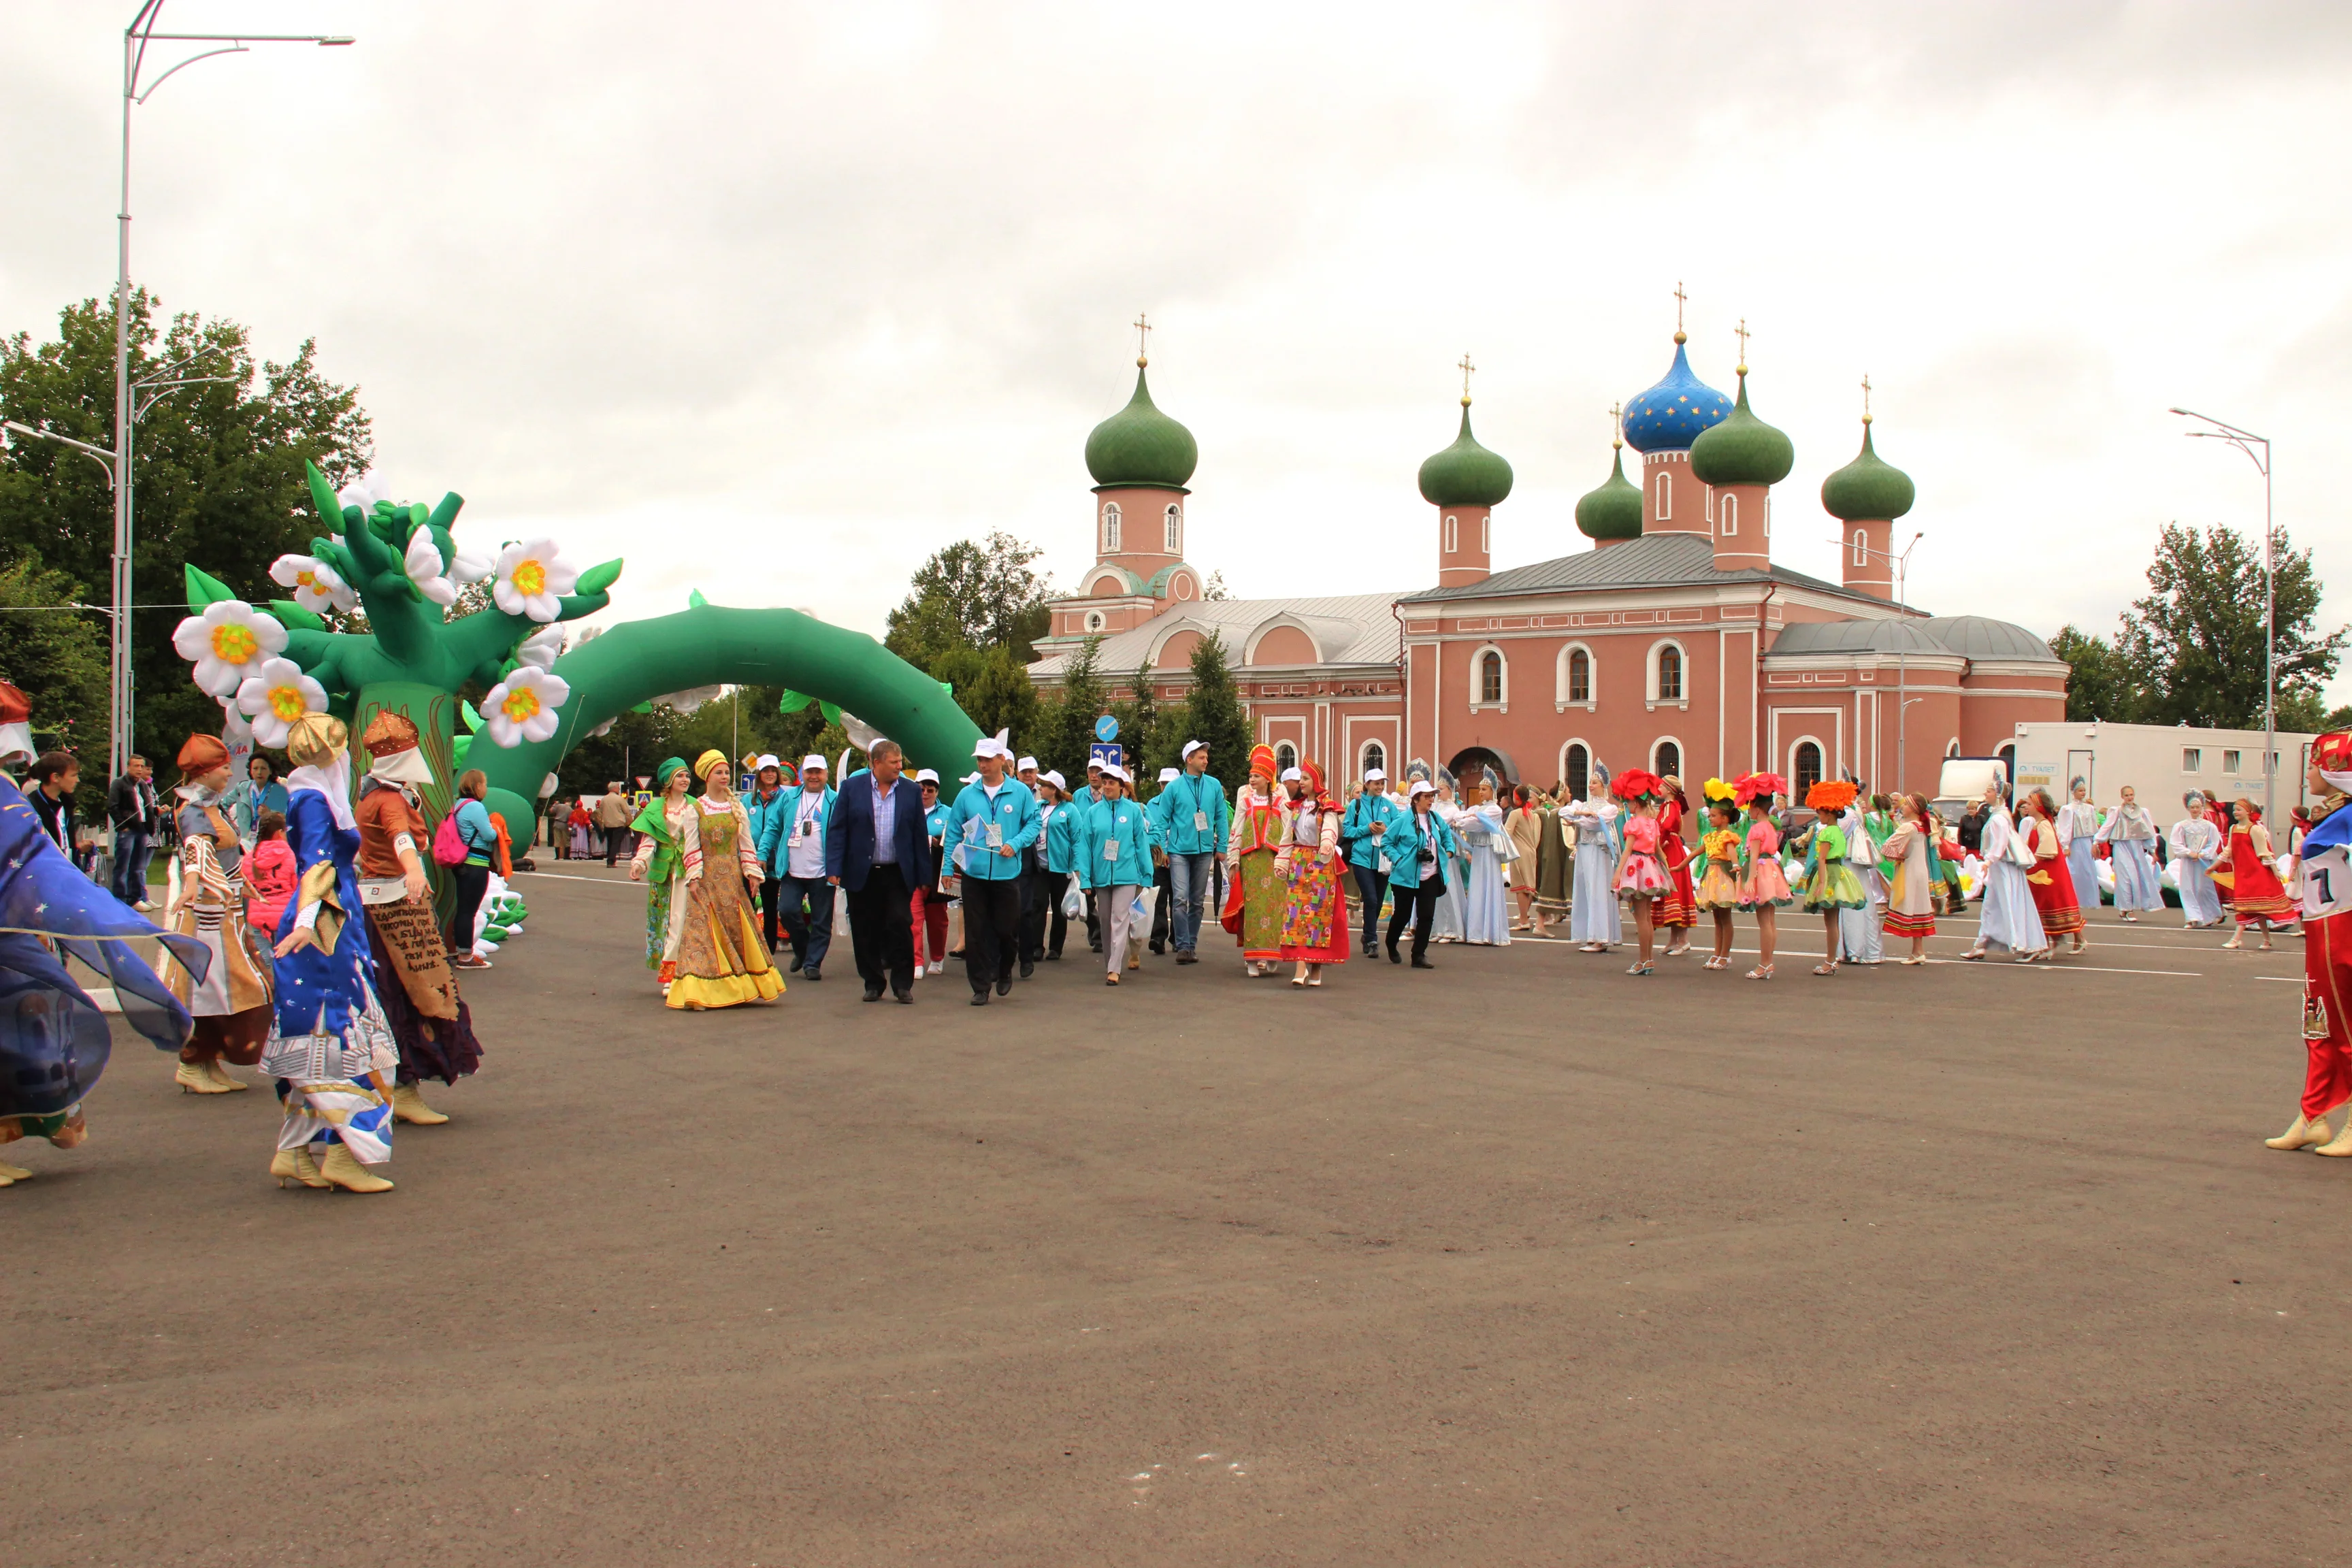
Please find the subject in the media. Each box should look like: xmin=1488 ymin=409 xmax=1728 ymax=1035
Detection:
xmin=824 ymin=738 xmax=934 ymax=1002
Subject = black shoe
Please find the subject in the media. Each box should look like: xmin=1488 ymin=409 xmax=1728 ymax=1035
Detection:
xmin=1362 ymin=940 xmax=1376 ymax=958
xmin=1046 ymin=950 xmax=1062 ymax=960
xmin=1149 ymin=942 xmax=1165 ymax=956
xmin=863 ymin=986 xmax=884 ymax=1002
xmin=803 ymin=966 xmax=821 ymax=982
xmin=1386 ymin=945 xmax=1402 ymax=964
xmin=947 ymin=949 xmax=965 ymax=960
xmin=893 ymin=989 xmax=913 ymax=1004
xmin=1411 ymin=956 xmax=1436 ymax=970
xmin=969 ymin=991 xmax=990 ymax=1006
xmin=995 ymin=976 xmax=1012 ymax=996
xmin=1019 ymin=961 xmax=1034 ymax=979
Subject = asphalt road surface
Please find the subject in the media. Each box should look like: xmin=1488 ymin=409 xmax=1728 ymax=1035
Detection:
xmin=5 ymin=866 xmax=2340 ymax=1567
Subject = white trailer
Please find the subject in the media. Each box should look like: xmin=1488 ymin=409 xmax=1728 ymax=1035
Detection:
xmin=2004 ymin=720 xmax=2317 ymax=811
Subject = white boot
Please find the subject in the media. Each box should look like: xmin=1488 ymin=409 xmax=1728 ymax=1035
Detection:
xmin=2267 ymin=1112 xmax=2335 ymax=1150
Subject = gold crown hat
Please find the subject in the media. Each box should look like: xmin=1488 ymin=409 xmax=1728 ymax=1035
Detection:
xmin=282 ymin=712 xmax=348 ymax=767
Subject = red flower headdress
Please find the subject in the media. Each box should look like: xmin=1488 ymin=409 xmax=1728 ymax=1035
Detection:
xmin=1805 ymin=779 xmax=1859 ymax=812
xmin=1609 ymin=767 xmax=1663 ymax=804
xmin=1731 ymin=771 xmax=1786 ymax=808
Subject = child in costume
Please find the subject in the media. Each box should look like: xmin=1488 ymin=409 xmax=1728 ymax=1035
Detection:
xmin=2266 ymin=732 xmax=2352 ymax=1154
xmin=2219 ymin=798 xmax=2293 ymax=951
xmin=1800 ymin=779 xmax=1867 ymax=976
xmin=1610 ymin=769 xmax=1673 ymax=975
xmin=161 ymin=733 xmax=276 ymax=1094
xmin=1691 ymin=781 xmax=1744 ymax=971
xmin=1733 ymin=772 xmax=1789 ymax=979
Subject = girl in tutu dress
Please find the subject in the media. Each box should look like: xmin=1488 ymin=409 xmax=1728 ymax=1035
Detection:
xmin=1610 ymin=770 xmax=1673 ymax=975
xmin=1733 ymin=773 xmax=1790 ymax=979
xmin=1692 ymin=781 xmax=1744 ymax=971
xmin=1800 ymin=780 xmax=1869 ymax=975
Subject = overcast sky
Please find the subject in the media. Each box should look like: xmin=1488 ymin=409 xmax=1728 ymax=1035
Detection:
xmin=7 ymin=2 xmax=2350 ymax=694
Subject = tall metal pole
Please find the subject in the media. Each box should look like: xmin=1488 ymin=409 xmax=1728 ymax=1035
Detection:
xmin=2172 ymin=408 xmax=2275 ymax=823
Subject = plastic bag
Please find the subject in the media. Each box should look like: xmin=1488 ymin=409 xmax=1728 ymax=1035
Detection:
xmin=1061 ymin=883 xmax=1085 ymax=919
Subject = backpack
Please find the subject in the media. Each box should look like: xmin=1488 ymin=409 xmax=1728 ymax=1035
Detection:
xmin=431 ymin=811 xmax=470 ymax=867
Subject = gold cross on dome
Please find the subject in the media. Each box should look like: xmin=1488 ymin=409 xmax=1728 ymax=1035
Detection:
xmin=1673 ymin=280 xmax=1686 ymax=333
xmin=1458 ymin=353 xmax=1476 ymax=403
xmin=1734 ymin=318 xmax=1750 ymax=372
xmin=1134 ymin=312 xmax=1152 ymax=366
xmin=1610 ymin=400 xmax=1624 ymax=445
xmin=1861 ymin=372 xmax=1874 ymax=423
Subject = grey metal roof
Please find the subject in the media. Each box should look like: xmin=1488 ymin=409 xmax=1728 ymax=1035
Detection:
xmin=1770 ymin=614 xmax=2063 ymax=665
xmin=1395 ymin=530 xmax=1855 ymax=603
xmin=1028 ymin=590 xmax=1405 ymax=678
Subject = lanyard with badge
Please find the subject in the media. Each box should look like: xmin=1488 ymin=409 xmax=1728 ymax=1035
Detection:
xmin=1105 ymin=804 xmax=1125 ymax=864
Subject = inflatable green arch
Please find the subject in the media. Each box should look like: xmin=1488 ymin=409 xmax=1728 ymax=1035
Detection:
xmin=174 ymin=461 xmax=980 ymax=851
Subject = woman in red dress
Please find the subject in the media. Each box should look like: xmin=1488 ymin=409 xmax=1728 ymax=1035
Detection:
xmin=2021 ymin=788 xmax=2086 ymax=958
xmin=2203 ymin=791 xmax=2235 ymax=912
xmin=1276 ymin=762 xmax=1351 ymax=987
xmin=1656 ymin=775 xmax=1698 ymax=958
xmin=2219 ymin=798 xmax=2292 ymax=951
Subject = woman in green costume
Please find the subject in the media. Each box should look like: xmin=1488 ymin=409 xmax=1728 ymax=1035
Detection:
xmin=627 ymin=758 xmax=691 ymax=995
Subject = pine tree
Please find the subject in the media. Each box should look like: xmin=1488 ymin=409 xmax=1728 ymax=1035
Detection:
xmin=1179 ymin=633 xmax=1252 ymax=800
xmin=1117 ymin=657 xmax=1160 ymax=788
xmin=1039 ymin=635 xmax=1108 ymax=786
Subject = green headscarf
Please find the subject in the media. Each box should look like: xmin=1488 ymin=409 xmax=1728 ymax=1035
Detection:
xmin=630 ymin=757 xmax=692 ymax=883
xmin=653 ymin=756 xmax=688 ymax=789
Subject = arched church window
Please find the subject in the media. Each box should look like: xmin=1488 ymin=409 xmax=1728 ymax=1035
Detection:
xmin=1852 ymin=529 xmax=1868 ymax=568
xmin=1563 ymin=742 xmax=1590 ymax=801
xmin=1480 ymin=515 xmax=1490 ymax=553
xmin=1655 ymin=470 xmax=1671 ymax=521
xmin=1654 ymin=643 xmax=1684 ymax=702
xmin=1479 ymin=649 xmax=1503 ymax=704
xmin=1443 ymin=514 xmax=1458 ymax=554
xmin=1793 ymin=740 xmax=1824 ymax=794
xmin=1719 ymin=493 xmax=1737 ymax=537
xmin=1101 ymin=503 xmax=1122 ymax=553
xmin=1360 ymin=740 xmax=1386 ymax=780
xmin=1566 ymin=648 xmax=1591 ymax=704
xmin=1275 ymin=741 xmax=1298 ymax=774
xmin=1164 ymin=504 xmax=1181 ymax=554
xmin=1654 ymin=739 xmax=1681 ymax=779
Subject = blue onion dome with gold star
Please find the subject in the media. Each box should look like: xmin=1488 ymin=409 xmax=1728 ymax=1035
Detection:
xmin=1622 ymin=334 xmax=1732 ymax=453
xmin=1085 ymin=361 xmax=1198 ymax=491
xmin=1820 ymin=419 xmax=1916 ymax=521
xmin=1575 ymin=440 xmax=1645 ymax=542
xmin=1418 ymin=399 xmax=1514 ymax=508
xmin=1689 ymin=368 xmax=1795 ymax=488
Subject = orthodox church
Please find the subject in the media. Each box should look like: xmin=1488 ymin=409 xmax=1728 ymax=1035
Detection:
xmin=1027 ymin=312 xmax=2066 ymax=798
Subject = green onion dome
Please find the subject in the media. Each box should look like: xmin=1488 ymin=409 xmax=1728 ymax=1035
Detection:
xmin=1575 ymin=445 xmax=1645 ymax=542
xmin=1417 ymin=402 xmax=1515 ymax=508
xmin=1084 ymin=364 xmax=1198 ymax=491
xmin=1688 ymin=370 xmax=1795 ymax=489
xmin=1820 ymin=421 xmax=1916 ymax=521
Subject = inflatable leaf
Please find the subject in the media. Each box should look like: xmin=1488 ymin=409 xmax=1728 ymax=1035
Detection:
xmin=269 ymin=600 xmax=327 ymax=632
xmin=687 ymin=588 xmax=709 ymax=609
xmin=184 ymin=564 xmax=239 ymax=612
xmin=777 ymin=689 xmax=816 ymax=714
xmin=575 ymin=559 xmax=623 ymax=595
xmin=461 ymin=700 xmax=483 ymax=734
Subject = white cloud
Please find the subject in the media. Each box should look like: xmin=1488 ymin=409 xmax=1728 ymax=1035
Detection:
xmin=5 ymin=1 xmax=2351 ymax=695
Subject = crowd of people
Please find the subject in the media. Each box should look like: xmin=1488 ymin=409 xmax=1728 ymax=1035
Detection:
xmin=8 ymin=662 xmax=2352 ymax=1192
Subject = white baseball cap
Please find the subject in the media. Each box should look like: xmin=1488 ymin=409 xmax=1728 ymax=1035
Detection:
xmin=1181 ymin=739 xmax=1205 ymax=761
xmin=755 ymin=753 xmax=780 ymax=770
xmin=914 ymin=768 xmax=939 ymax=784
xmin=1363 ymin=767 xmax=1387 ymax=781
xmin=1279 ymin=766 xmax=1303 ymax=782
xmin=1407 ymin=779 xmax=1437 ymax=798
xmin=1157 ymin=767 xmax=1179 ymax=783
xmin=800 ymin=753 xmax=828 ymax=772
xmin=1017 ymin=755 xmax=1038 ymax=772
xmin=1042 ymin=770 xmax=1067 ymax=791
xmin=973 ymin=728 xmax=1014 ymax=761
xmin=1100 ymin=763 xmax=1133 ymax=784
xmin=962 ymin=771 xmax=981 ymax=785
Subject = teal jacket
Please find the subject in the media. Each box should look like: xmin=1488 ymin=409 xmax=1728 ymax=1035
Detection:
xmin=1342 ymin=790 xmax=1402 ymax=871
xmin=942 ymin=777 xmax=1040 ymax=883
xmin=757 ymin=786 xmax=836 ymax=879
xmin=1081 ymin=797 xmax=1154 ymax=889
xmin=742 ymin=785 xmax=790 ymax=863
xmin=1152 ymin=770 xmax=1229 ymax=855
xmin=1045 ymin=801 xmax=1085 ymax=875
xmin=1383 ymin=806 xmax=1461 ymax=892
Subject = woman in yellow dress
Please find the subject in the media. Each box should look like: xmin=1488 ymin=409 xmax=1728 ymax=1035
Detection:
xmin=664 ymin=751 xmax=784 ymax=1010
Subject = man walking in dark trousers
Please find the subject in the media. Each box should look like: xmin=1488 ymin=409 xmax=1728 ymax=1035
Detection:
xmin=940 ymin=730 xmax=1040 ymax=1006
xmin=824 ymin=740 xmax=932 ymax=1003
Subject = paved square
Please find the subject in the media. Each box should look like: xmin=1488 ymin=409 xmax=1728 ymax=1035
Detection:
xmin=3 ymin=866 xmax=2337 ymax=1565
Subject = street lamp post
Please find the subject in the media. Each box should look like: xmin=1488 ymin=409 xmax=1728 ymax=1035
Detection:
xmin=2170 ymin=408 xmax=2275 ymax=824
xmin=107 ymin=3 xmax=353 ymax=780
xmin=1833 ymin=530 xmax=1923 ymax=795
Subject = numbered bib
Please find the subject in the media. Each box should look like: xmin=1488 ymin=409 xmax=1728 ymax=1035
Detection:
xmin=1105 ymin=839 xmax=1122 ymax=861
xmin=2301 ymin=845 xmax=2352 ymax=921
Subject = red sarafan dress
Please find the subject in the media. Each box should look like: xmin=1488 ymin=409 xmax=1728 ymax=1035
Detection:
xmin=1656 ymin=793 xmax=1697 ymax=930
xmin=2220 ymin=816 xmax=2294 ymax=924
xmin=2024 ymin=815 xmax=2085 ymax=936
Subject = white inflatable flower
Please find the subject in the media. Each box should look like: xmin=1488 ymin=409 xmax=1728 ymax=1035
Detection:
xmin=516 ymin=625 xmax=565 ymax=670
xmin=219 ymin=697 xmax=254 ymax=749
xmin=450 ymin=542 xmax=495 ymax=585
xmin=233 ymin=656 xmax=329 ymax=747
xmin=480 ymin=666 xmax=570 ymax=747
xmin=270 ymin=553 xmax=357 ymax=615
xmin=336 ymin=469 xmax=390 ymax=515
xmin=172 ymin=600 xmax=289 ymax=698
xmin=492 ymin=539 xmax=578 ymax=623
xmin=404 ymin=531 xmax=461 ymax=606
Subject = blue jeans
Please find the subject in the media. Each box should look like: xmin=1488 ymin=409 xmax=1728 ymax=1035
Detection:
xmin=112 ymin=830 xmax=152 ymax=903
xmin=1350 ymin=861 xmax=1386 ymax=948
xmin=1166 ymin=851 xmax=1216 ymax=952
xmin=777 ymin=874 xmax=835 ymax=973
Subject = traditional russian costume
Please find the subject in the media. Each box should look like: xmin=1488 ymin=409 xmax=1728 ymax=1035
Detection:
xmin=1460 ymin=798 xmax=1514 ymax=944
xmin=1222 ymin=747 xmax=1290 ymax=967
xmin=2023 ymin=813 xmax=2085 ymax=937
xmin=664 ymin=755 xmax=785 ymax=1010
xmin=1427 ymin=793 xmax=1467 ymax=943
xmin=160 ymin=737 xmax=275 ymax=1091
xmin=1656 ymin=792 xmax=1697 ymax=930
xmin=265 ymin=725 xmax=401 ymax=1188
xmin=2057 ymin=798 xmax=2102 ymax=907
xmin=2098 ymin=802 xmax=2164 ymax=913
xmin=1277 ymin=763 xmax=1349 ymax=966
xmin=1693 ymin=827 xmax=1742 ymax=910
xmin=1533 ymin=799 xmax=1573 ymax=924
xmin=630 ymin=761 xmax=689 ymax=990
xmin=1972 ymin=806 xmax=2048 ymax=955
xmin=1567 ymin=799 xmax=1623 ymax=945
xmin=2170 ymin=808 xmax=2224 ymax=926
xmin=1880 ymin=818 xmax=1938 ymax=939
xmin=2219 ymin=815 xmax=2293 ymax=924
